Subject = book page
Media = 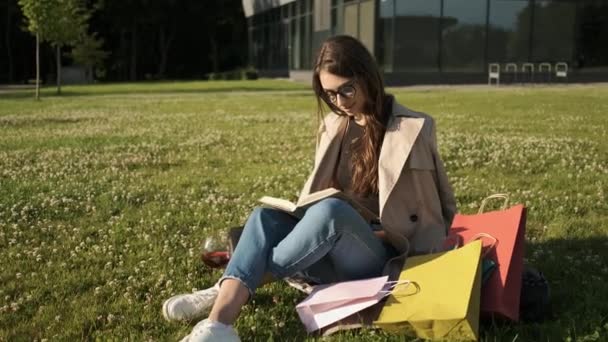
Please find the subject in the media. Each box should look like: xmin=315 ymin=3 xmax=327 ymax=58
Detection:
xmin=259 ymin=188 xmax=379 ymax=223
xmin=258 ymin=196 xmax=297 ymax=212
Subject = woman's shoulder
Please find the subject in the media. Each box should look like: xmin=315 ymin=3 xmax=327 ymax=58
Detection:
xmin=391 ymin=99 xmax=434 ymax=121
xmin=391 ymin=100 xmax=436 ymax=137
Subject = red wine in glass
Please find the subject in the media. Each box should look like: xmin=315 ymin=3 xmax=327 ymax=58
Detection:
xmin=201 ymin=251 xmax=230 ymax=268
xmin=200 ymin=236 xmax=230 ymax=268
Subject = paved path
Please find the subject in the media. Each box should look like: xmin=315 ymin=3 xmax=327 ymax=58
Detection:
xmin=0 ymin=85 xmax=35 ymax=94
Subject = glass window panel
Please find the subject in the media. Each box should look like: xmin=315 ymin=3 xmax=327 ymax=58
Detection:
xmin=331 ymin=5 xmax=344 ymax=35
xmin=270 ymin=23 xmax=277 ymax=68
xmin=276 ymin=21 xmax=285 ymax=69
xmin=264 ymin=24 xmax=270 ymax=69
xmin=359 ymin=0 xmax=375 ymax=55
xmin=532 ymin=1 xmax=576 ymax=62
xmin=380 ymin=0 xmax=394 ymax=18
xmin=281 ymin=21 xmax=289 ymax=69
xmin=344 ymin=3 xmax=359 ymax=37
xmin=295 ymin=15 xmax=311 ymax=69
xmin=441 ymin=0 xmax=487 ymax=71
xmin=271 ymin=22 xmax=278 ymax=68
xmin=300 ymin=14 xmax=312 ymax=68
xmin=394 ymin=0 xmax=441 ymax=71
xmin=252 ymin=27 xmax=261 ymax=69
xmin=331 ymin=7 xmax=337 ymax=34
xmin=396 ymin=0 xmax=439 ymax=16
xmin=291 ymin=18 xmax=301 ymax=69
xmin=248 ymin=26 xmax=255 ymax=69
xmin=379 ymin=0 xmax=394 ymax=71
xmin=575 ymin=3 xmax=608 ymax=69
xmin=488 ymin=0 xmax=531 ymax=62
xmin=289 ymin=2 xmax=295 ymax=17
xmin=314 ymin=0 xmax=331 ymax=31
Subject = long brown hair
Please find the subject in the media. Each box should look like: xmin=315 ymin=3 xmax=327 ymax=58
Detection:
xmin=312 ymin=35 xmax=389 ymax=195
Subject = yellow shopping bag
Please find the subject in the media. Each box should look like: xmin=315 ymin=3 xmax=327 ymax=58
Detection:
xmin=375 ymin=240 xmax=482 ymax=341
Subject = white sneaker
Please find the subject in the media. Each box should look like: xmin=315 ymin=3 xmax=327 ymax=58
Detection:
xmin=180 ymin=319 xmax=240 ymax=342
xmin=162 ymin=284 xmax=219 ymax=322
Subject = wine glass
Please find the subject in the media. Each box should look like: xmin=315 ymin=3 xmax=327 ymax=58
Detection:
xmin=200 ymin=233 xmax=230 ymax=269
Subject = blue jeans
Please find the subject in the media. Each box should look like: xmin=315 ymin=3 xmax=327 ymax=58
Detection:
xmin=220 ymin=198 xmax=393 ymax=295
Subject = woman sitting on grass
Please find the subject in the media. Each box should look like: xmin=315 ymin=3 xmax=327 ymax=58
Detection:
xmin=162 ymin=35 xmax=456 ymax=341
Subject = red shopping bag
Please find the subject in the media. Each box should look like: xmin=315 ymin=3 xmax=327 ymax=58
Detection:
xmin=449 ymin=194 xmax=526 ymax=321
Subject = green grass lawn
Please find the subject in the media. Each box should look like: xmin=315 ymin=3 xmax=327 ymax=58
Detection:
xmin=0 ymin=81 xmax=607 ymax=341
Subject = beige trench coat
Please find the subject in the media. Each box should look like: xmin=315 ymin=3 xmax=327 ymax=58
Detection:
xmin=298 ymin=99 xmax=457 ymax=257
xmin=297 ymin=100 xmax=458 ymax=336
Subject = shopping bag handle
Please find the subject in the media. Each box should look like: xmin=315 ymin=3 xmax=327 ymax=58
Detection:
xmin=478 ymin=194 xmax=510 ymax=214
xmin=470 ymin=233 xmax=498 ymax=257
xmin=381 ymin=280 xmax=420 ymax=298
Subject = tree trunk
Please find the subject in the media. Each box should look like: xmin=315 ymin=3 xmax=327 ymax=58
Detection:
xmin=130 ymin=22 xmax=137 ymax=81
xmin=157 ymin=26 xmax=175 ymax=78
xmin=120 ymin=29 xmax=127 ymax=80
xmin=209 ymin=34 xmax=219 ymax=73
xmin=5 ymin=0 xmax=14 ymax=83
xmin=56 ymin=45 xmax=62 ymax=95
xmin=35 ymin=32 xmax=40 ymax=100
xmin=86 ymin=66 xmax=93 ymax=83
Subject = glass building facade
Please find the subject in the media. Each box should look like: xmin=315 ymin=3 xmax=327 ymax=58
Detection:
xmin=244 ymin=0 xmax=608 ymax=84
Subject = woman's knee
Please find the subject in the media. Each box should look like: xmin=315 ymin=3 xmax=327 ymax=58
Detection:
xmin=243 ymin=207 xmax=296 ymax=243
xmin=246 ymin=207 xmax=281 ymax=229
xmin=305 ymin=198 xmax=352 ymax=222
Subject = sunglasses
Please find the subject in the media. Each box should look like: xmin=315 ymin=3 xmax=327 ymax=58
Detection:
xmin=324 ymin=80 xmax=357 ymax=104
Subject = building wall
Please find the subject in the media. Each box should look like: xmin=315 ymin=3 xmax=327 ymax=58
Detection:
xmin=247 ymin=0 xmax=608 ymax=84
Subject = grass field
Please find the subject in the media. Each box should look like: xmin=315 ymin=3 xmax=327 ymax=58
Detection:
xmin=0 ymin=81 xmax=607 ymax=341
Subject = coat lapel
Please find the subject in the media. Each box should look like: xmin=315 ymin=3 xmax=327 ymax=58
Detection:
xmin=378 ymin=114 xmax=425 ymax=217
xmin=299 ymin=114 xmax=347 ymax=199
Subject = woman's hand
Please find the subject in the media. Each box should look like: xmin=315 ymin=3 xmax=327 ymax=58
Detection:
xmin=373 ymin=230 xmax=388 ymax=243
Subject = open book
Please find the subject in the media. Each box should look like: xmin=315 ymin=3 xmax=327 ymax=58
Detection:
xmin=259 ymin=188 xmax=378 ymax=223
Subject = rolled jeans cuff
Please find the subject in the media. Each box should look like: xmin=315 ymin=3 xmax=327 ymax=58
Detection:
xmin=218 ymin=275 xmax=255 ymax=299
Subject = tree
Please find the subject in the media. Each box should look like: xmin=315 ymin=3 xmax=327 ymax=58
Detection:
xmin=196 ymin=0 xmax=246 ymax=74
xmin=68 ymin=32 xmax=108 ymax=83
xmin=4 ymin=0 xmax=17 ymax=83
xmin=18 ymin=0 xmax=89 ymax=98
xmin=101 ymin=0 xmax=147 ymax=81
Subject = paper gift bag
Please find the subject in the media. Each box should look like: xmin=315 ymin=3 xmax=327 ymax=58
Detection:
xmin=450 ymin=194 xmax=526 ymax=321
xmin=296 ymin=275 xmax=392 ymax=333
xmin=375 ymin=240 xmax=482 ymax=341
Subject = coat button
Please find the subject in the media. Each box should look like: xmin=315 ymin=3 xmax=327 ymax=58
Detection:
xmin=410 ymin=214 xmax=418 ymax=222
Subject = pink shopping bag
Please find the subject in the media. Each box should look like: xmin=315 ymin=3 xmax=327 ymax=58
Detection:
xmin=450 ymin=194 xmax=526 ymax=321
xmin=296 ymin=276 xmax=394 ymax=332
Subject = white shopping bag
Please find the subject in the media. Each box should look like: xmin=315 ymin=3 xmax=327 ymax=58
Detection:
xmin=295 ymin=275 xmax=392 ymax=332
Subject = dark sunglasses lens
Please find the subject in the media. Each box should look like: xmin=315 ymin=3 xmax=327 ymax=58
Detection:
xmin=341 ymin=86 xmax=355 ymax=98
